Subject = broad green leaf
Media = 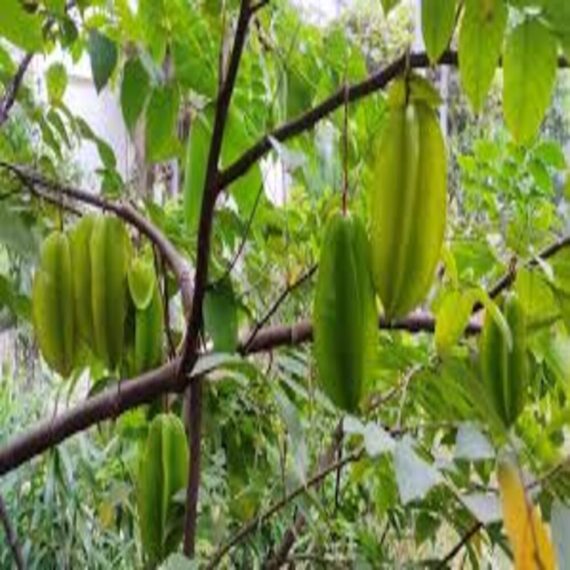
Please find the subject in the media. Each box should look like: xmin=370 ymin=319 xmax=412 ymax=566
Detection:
xmin=535 ymin=140 xmax=567 ymax=169
xmin=204 ymin=279 xmax=238 ymax=353
xmin=88 ymin=30 xmax=118 ymax=93
xmin=422 ymin=0 xmax=457 ymax=63
xmin=0 ymin=0 xmax=43 ymax=52
xmin=139 ymin=0 xmax=167 ymax=61
xmin=138 ymin=414 xmax=188 ymax=565
xmin=515 ymin=268 xmax=559 ymax=328
xmin=458 ymin=0 xmax=507 ymax=112
xmin=128 ymin=258 xmax=156 ymax=310
xmin=435 ymin=288 xmax=477 ymax=355
xmin=145 ymin=85 xmax=179 ymax=163
xmin=120 ymin=56 xmax=150 ymax=132
xmin=0 ymin=206 xmax=38 ymax=259
xmin=183 ymin=111 xmax=212 ymax=234
xmin=503 ymin=18 xmax=557 ymax=144
xmin=45 ymin=0 xmax=66 ymax=13
xmin=46 ymin=63 xmax=68 ymax=104
xmin=381 ymin=0 xmax=401 ymax=14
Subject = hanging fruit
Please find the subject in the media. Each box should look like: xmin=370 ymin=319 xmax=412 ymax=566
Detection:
xmin=69 ymin=214 xmax=97 ymax=348
xmin=313 ymin=212 xmax=377 ymax=413
xmin=368 ymin=74 xmax=447 ymax=319
xmin=480 ymin=293 xmax=529 ymax=429
xmin=137 ymin=413 xmax=189 ymax=565
xmin=90 ymin=215 xmax=131 ymax=370
xmin=32 ymin=231 xmax=76 ymax=377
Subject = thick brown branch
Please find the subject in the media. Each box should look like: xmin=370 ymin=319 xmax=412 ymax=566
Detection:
xmin=0 ymin=310 xmax=469 ymax=477
xmin=219 ymin=50 xmax=568 ymax=192
xmin=181 ymin=0 xmax=255 ymax=557
xmin=0 ymin=494 xmax=25 ymax=570
xmin=0 ymin=53 xmax=33 ymax=127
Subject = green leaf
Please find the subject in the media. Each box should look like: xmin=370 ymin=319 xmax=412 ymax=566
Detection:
xmin=145 ymin=85 xmax=179 ymax=163
xmin=183 ymin=111 xmax=212 ymax=234
xmin=0 ymin=0 xmax=43 ymax=52
xmin=88 ymin=29 xmax=118 ymax=93
xmin=381 ymin=0 xmax=401 ymax=14
xmin=120 ymin=56 xmax=150 ymax=132
xmin=434 ymin=289 xmax=477 ymax=356
xmin=534 ymin=140 xmax=566 ymax=169
xmin=128 ymin=258 xmax=156 ymax=310
xmin=204 ymin=279 xmax=238 ymax=353
xmin=422 ymin=0 xmax=457 ymax=63
xmin=45 ymin=0 xmax=66 ymax=13
xmin=0 ymin=206 xmax=38 ymax=259
xmin=458 ymin=0 xmax=507 ymax=112
xmin=138 ymin=414 xmax=188 ymax=565
xmin=503 ymin=18 xmax=557 ymax=144
xmin=46 ymin=63 xmax=68 ymax=104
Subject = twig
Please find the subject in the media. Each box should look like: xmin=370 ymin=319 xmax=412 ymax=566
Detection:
xmin=478 ymin=234 xmax=570 ymax=309
xmin=0 ymin=493 xmax=25 ymax=570
xmin=262 ymin=422 xmax=345 ymax=569
xmin=217 ymin=182 xmax=264 ymax=284
xmin=0 ymin=53 xmax=34 ymax=127
xmin=436 ymin=521 xmax=482 ymax=569
xmin=206 ymin=438 xmax=360 ymax=568
xmin=240 ymin=264 xmax=317 ymax=353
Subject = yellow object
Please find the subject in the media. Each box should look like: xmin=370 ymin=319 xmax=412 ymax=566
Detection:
xmin=498 ymin=462 xmax=557 ymax=570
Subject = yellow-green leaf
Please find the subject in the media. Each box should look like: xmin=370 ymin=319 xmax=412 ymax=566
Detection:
xmin=422 ymin=0 xmax=457 ymax=63
xmin=128 ymin=257 xmax=156 ymax=310
xmin=458 ymin=0 xmax=507 ymax=112
xmin=503 ymin=18 xmax=557 ymax=145
xmin=0 ymin=0 xmax=43 ymax=52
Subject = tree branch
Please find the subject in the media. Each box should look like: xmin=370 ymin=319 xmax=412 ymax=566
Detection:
xmin=0 ymin=493 xmax=25 ymax=570
xmin=0 ymin=308 xmax=470 ymax=477
xmin=181 ymin=0 xmax=255 ymax=557
xmin=436 ymin=521 xmax=482 ymax=569
xmin=219 ymin=50 xmax=569 ymax=192
xmin=0 ymin=53 xmax=33 ymax=127
xmin=241 ymin=264 xmax=317 ymax=353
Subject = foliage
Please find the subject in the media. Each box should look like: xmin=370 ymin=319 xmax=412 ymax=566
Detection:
xmin=1 ymin=0 xmax=570 ymax=568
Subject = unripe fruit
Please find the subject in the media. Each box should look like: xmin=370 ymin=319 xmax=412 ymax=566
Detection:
xmin=32 ymin=231 xmax=75 ymax=377
xmin=90 ymin=215 xmax=130 ymax=370
xmin=313 ymin=212 xmax=377 ymax=413
xmin=480 ymin=294 xmax=529 ymax=428
xmin=134 ymin=283 xmax=164 ymax=374
xmin=369 ymin=81 xmax=447 ymax=319
xmin=69 ymin=214 xmax=96 ymax=347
